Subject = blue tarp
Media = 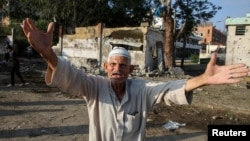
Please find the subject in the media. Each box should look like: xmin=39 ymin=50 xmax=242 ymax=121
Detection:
xmin=154 ymin=6 xmax=167 ymax=17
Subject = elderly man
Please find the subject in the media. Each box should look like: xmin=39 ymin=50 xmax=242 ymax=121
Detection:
xmin=21 ymin=18 xmax=249 ymax=141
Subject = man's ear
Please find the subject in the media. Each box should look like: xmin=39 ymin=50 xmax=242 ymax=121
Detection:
xmin=129 ymin=65 xmax=134 ymax=74
xmin=103 ymin=61 xmax=108 ymax=72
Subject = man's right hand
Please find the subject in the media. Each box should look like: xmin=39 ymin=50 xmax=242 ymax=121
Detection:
xmin=22 ymin=18 xmax=58 ymax=69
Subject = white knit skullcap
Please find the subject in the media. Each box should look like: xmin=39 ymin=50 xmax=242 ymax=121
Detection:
xmin=108 ymin=47 xmax=131 ymax=59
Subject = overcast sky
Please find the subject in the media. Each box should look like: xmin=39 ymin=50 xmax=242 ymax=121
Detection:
xmin=209 ymin=0 xmax=250 ymax=31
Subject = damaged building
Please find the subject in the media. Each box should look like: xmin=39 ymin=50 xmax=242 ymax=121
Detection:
xmin=225 ymin=13 xmax=250 ymax=71
xmin=52 ymin=23 xmax=165 ymax=76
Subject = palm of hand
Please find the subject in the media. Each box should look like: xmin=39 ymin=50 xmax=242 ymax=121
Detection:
xmin=205 ymin=64 xmax=231 ymax=85
xmin=22 ymin=18 xmax=54 ymax=56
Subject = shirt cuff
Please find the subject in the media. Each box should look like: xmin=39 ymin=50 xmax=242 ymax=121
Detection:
xmin=45 ymin=56 xmax=64 ymax=87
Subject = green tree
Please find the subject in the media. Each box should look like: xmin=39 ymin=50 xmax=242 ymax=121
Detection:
xmin=7 ymin=0 xmax=153 ymax=28
xmin=7 ymin=0 xmax=154 ymax=45
xmin=0 ymin=0 xmax=8 ymax=34
xmin=0 ymin=0 xmax=8 ymax=15
xmin=6 ymin=0 xmax=221 ymax=69
xmin=160 ymin=0 xmax=221 ymax=69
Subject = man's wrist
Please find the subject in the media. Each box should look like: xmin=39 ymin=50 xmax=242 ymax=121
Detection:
xmin=40 ymin=49 xmax=58 ymax=70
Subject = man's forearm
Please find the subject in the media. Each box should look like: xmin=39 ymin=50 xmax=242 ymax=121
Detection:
xmin=185 ymin=74 xmax=207 ymax=92
xmin=40 ymin=49 xmax=58 ymax=71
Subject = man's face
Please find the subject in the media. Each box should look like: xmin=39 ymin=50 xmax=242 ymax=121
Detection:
xmin=7 ymin=48 xmax=11 ymax=52
xmin=104 ymin=56 xmax=132 ymax=85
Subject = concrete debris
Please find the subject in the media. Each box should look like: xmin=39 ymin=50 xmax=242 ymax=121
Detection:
xmin=162 ymin=120 xmax=186 ymax=130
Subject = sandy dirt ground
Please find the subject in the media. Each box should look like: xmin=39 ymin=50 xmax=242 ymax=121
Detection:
xmin=0 ymin=56 xmax=250 ymax=141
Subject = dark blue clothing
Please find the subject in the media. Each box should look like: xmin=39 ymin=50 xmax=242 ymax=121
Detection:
xmin=10 ymin=51 xmax=25 ymax=86
xmin=154 ymin=6 xmax=167 ymax=17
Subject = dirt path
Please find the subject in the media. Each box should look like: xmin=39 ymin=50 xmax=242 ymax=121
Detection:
xmin=0 ymin=88 xmax=208 ymax=141
xmin=0 ymin=57 xmax=249 ymax=141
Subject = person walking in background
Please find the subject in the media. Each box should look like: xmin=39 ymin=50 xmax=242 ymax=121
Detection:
xmin=6 ymin=45 xmax=27 ymax=87
xmin=27 ymin=45 xmax=33 ymax=59
xmin=4 ymin=41 xmax=10 ymax=65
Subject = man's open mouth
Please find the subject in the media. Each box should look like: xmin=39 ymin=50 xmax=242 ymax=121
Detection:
xmin=112 ymin=73 xmax=123 ymax=78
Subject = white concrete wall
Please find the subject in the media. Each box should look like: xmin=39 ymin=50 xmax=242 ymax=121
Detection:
xmin=144 ymin=29 xmax=165 ymax=71
xmin=199 ymin=45 xmax=226 ymax=60
xmin=53 ymin=37 xmax=99 ymax=70
xmin=225 ymin=25 xmax=250 ymax=70
xmin=53 ymin=25 xmax=166 ymax=74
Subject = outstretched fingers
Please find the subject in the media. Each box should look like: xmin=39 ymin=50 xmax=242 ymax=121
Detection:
xmin=22 ymin=18 xmax=43 ymax=37
xmin=47 ymin=22 xmax=55 ymax=34
xmin=21 ymin=19 xmax=35 ymax=45
xmin=25 ymin=18 xmax=36 ymax=31
xmin=21 ymin=19 xmax=31 ymax=37
xmin=226 ymin=64 xmax=249 ymax=84
xmin=228 ymin=64 xmax=249 ymax=75
xmin=229 ymin=63 xmax=247 ymax=70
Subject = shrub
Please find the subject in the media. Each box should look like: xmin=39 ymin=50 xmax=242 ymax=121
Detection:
xmin=190 ymin=54 xmax=199 ymax=63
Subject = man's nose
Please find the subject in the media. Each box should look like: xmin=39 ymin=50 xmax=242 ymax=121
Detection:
xmin=114 ymin=64 xmax=121 ymax=71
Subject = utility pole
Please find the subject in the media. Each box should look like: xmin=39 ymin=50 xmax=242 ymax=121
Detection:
xmin=98 ymin=0 xmax=103 ymax=71
xmin=59 ymin=24 xmax=63 ymax=56
xmin=98 ymin=22 xmax=103 ymax=69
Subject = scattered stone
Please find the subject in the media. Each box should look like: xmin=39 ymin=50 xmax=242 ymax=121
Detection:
xmin=212 ymin=115 xmax=223 ymax=120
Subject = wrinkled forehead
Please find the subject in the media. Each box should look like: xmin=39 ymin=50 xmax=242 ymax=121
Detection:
xmin=108 ymin=47 xmax=131 ymax=60
xmin=107 ymin=55 xmax=131 ymax=64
